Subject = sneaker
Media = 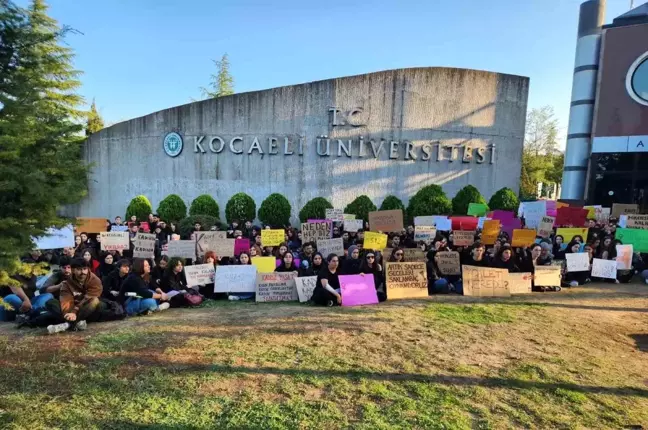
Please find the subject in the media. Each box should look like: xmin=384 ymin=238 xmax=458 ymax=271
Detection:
xmin=326 ymin=300 xmax=334 ymax=307
xmin=73 ymin=320 xmax=87 ymax=331
xmin=47 ymin=322 xmax=70 ymax=334
xmin=158 ymin=302 xmax=170 ymax=311
xmin=645 ymin=278 xmax=648 ymax=285
xmin=569 ymin=281 xmax=579 ymax=288
xmin=554 ymin=286 xmax=562 ymax=292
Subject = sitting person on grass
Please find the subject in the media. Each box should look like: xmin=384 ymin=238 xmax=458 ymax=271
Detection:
xmin=311 ymin=254 xmax=342 ymax=306
xmin=118 ymin=258 xmax=169 ymax=316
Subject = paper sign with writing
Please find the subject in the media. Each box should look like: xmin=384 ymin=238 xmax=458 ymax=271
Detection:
xmin=477 ymin=217 xmax=490 ymax=229
xmin=301 ymin=222 xmax=332 ymax=243
xmin=76 ymin=217 xmax=107 ymax=234
xmin=615 ymin=228 xmax=648 ymax=252
xmin=325 ymin=209 xmax=344 ymax=222
xmin=533 ymin=266 xmax=561 ymax=286
xmin=100 ymin=232 xmax=130 ymax=251
xmin=344 ymin=219 xmax=364 ymax=233
xmin=195 ymin=231 xmax=227 ymax=257
xmin=369 ymin=210 xmax=404 ymax=233
xmin=414 ymin=216 xmax=435 ymax=226
xmin=522 ymin=201 xmax=547 ymax=229
xmin=616 ymin=244 xmax=633 ymax=270
xmin=556 ymin=228 xmax=588 ymax=244
xmin=596 ymin=207 xmax=611 ymax=223
xmin=385 ymin=262 xmax=428 ymax=300
xmin=214 ymin=265 xmax=257 ymax=293
xmin=256 ymin=272 xmax=298 ymax=302
xmin=133 ymin=233 xmax=156 ymax=259
xmin=537 ymin=216 xmax=555 ymax=238
xmin=584 ymin=205 xmax=600 ymax=219
xmin=508 ymin=272 xmax=532 ymax=294
xmin=111 ymin=225 xmax=128 ymax=232
xmin=340 ymin=274 xmax=378 ymax=306
xmin=511 ymin=229 xmax=537 ymax=247
xmin=343 ymin=213 xmax=356 ymax=221
xmin=481 ymin=220 xmax=501 ymax=245
xmin=295 ymin=276 xmax=317 ymax=303
xmin=317 ymin=238 xmax=344 ymax=257
xmin=453 ymin=231 xmax=475 ymax=247
xmin=436 ymin=251 xmax=461 ymax=275
xmin=382 ymin=248 xmax=426 ymax=262
xmin=414 ymin=226 xmax=436 ymax=243
xmin=592 ymin=258 xmax=617 ymax=279
xmin=184 ymin=263 xmax=215 ymax=287
xmin=625 ymin=214 xmax=648 ymax=230
xmin=167 ymin=240 xmax=196 ymax=259
xmin=251 ymin=256 xmax=276 ymax=273
xmin=208 ymin=238 xmax=235 ymax=258
xmin=467 ymin=203 xmax=489 ymax=217
xmin=462 ymin=265 xmax=510 ymax=297
xmin=618 ymin=215 xmax=628 ymax=228
xmin=33 ymin=225 xmax=75 ymax=250
xmin=234 ymin=238 xmax=250 ymax=256
xmin=363 ymin=232 xmax=388 ymax=250
xmin=566 ymin=253 xmax=590 ymax=272
xmin=261 ymin=229 xmax=284 ymax=247
xmin=611 ymin=203 xmax=638 ymax=218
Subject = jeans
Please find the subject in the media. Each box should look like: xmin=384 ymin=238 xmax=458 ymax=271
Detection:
xmin=0 ymin=293 xmax=55 ymax=321
xmin=125 ymin=297 xmax=158 ymax=316
xmin=641 ymin=270 xmax=648 ymax=282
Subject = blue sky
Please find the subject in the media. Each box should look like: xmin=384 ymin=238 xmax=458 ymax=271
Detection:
xmin=39 ymin=0 xmax=631 ymax=145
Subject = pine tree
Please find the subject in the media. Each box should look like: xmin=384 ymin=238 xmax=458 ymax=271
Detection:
xmin=85 ymin=98 xmax=104 ymax=136
xmin=200 ymin=53 xmax=234 ymax=99
xmin=0 ymin=0 xmax=88 ymax=287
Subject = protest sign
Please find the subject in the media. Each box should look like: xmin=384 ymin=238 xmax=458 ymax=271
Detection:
xmin=209 ymin=238 xmax=236 ymax=258
xmin=615 ymin=228 xmax=648 ymax=252
xmin=434 ymin=216 xmax=452 ymax=231
xmin=533 ymin=266 xmax=561 ymax=286
xmin=214 ymin=265 xmax=257 ymax=293
xmin=414 ymin=226 xmax=436 ymax=243
xmin=592 ymin=258 xmax=617 ymax=279
xmin=325 ymin=209 xmax=344 ymax=222
xmin=481 ymin=220 xmax=501 ymax=245
xmin=100 ymin=232 xmax=129 ymax=251
xmin=369 ymin=210 xmax=403 ymax=232
xmin=451 ymin=216 xmax=479 ymax=231
xmin=111 ymin=225 xmax=128 ymax=232
xmin=595 ymin=207 xmax=611 ymax=223
xmin=521 ymin=201 xmax=546 ymax=229
xmin=234 ymin=238 xmax=250 ymax=256
xmin=619 ymin=215 xmax=627 ymax=228
xmin=453 ymin=230 xmax=475 ymax=247
xmin=546 ymin=200 xmax=557 ymax=217
xmin=317 ymin=238 xmax=344 ymax=257
xmin=467 ymin=203 xmax=489 ymax=217
xmin=251 ymin=256 xmax=276 ymax=273
xmin=33 ymin=225 xmax=75 ymax=249
xmin=76 ymin=217 xmax=107 ymax=234
xmin=184 ymin=264 xmax=215 ymax=287
xmin=537 ymin=216 xmax=555 ymax=238
xmin=301 ymin=221 xmax=332 ymax=243
xmin=256 ymin=272 xmax=298 ymax=302
xmin=343 ymin=213 xmax=356 ymax=221
xmin=556 ymin=228 xmax=588 ymax=244
xmin=261 ymin=229 xmax=284 ymax=247
xmin=363 ymin=231 xmax=388 ymax=250
xmin=491 ymin=210 xmax=515 ymax=222
xmin=500 ymin=218 xmax=522 ymax=239
xmin=340 ymin=274 xmax=378 ymax=306
xmin=344 ymin=219 xmax=364 ymax=233
xmin=566 ymin=253 xmax=590 ymax=272
xmin=611 ymin=203 xmax=638 ymax=218
xmin=436 ymin=251 xmax=461 ymax=275
xmin=382 ymin=248 xmax=425 ymax=262
xmin=511 ymin=229 xmax=537 ymax=247
xmin=133 ymin=233 xmax=156 ymax=259
xmin=167 ymin=240 xmax=196 ymax=259
xmin=195 ymin=231 xmax=227 ymax=257
xmin=295 ymin=276 xmax=317 ymax=303
xmin=385 ymin=262 xmax=428 ymax=300
xmin=583 ymin=205 xmax=600 ymax=219
xmin=616 ymin=244 xmax=633 ymax=270
xmin=414 ymin=216 xmax=435 ymax=226
xmin=462 ymin=265 xmax=510 ymax=297
xmin=508 ymin=272 xmax=532 ymax=294
xmin=556 ymin=202 xmax=570 ymax=209
xmin=556 ymin=207 xmax=588 ymax=227
xmin=625 ymin=214 xmax=648 ymax=230
xmin=477 ymin=217 xmax=490 ymax=229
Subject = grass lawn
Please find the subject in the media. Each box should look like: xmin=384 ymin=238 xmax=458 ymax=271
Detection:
xmin=0 ymin=283 xmax=647 ymax=429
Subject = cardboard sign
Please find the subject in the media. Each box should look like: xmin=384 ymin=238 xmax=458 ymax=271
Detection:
xmin=414 ymin=226 xmax=436 ymax=243
xmin=301 ymin=222 xmax=332 ymax=243
xmin=481 ymin=220 xmax=501 ymax=245
xmin=369 ymin=210 xmax=404 ymax=233
xmin=521 ymin=201 xmax=547 ymax=229
xmin=167 ymin=240 xmax=196 ymax=259
xmin=383 ymin=248 xmax=426 ymax=262
xmin=234 ymin=238 xmax=250 ymax=256
xmin=100 ymin=232 xmax=129 ymax=251
xmin=261 ymin=229 xmax=284 ymax=247
xmin=625 ymin=214 xmax=648 ymax=230
xmin=616 ymin=244 xmax=633 ymax=270
xmin=340 ymin=274 xmax=378 ymax=306
xmin=343 ymin=213 xmax=356 ymax=221
xmin=184 ymin=263 xmax=215 ymax=287
xmin=462 ymin=265 xmax=510 ymax=297
xmin=511 ymin=229 xmax=537 ymax=247
xmin=533 ymin=266 xmax=561 ymax=287
xmin=436 ymin=251 xmax=461 ymax=275
xmin=508 ymin=272 xmax=532 ymax=294
xmin=556 ymin=207 xmax=588 ymax=227
xmin=133 ymin=233 xmax=156 ymax=259
xmin=363 ymin=231 xmax=388 ymax=250
xmin=209 ymin=238 xmax=236 ymax=258
xmin=325 ymin=209 xmax=344 ymax=222
xmin=344 ymin=219 xmax=364 ymax=233
xmin=317 ymin=238 xmax=344 ymax=257
xmin=111 ymin=225 xmax=128 ymax=232
xmin=33 ymin=225 xmax=75 ymax=250
xmin=556 ymin=228 xmax=588 ymax=244
xmin=76 ymin=217 xmax=107 ymax=234
xmin=295 ymin=276 xmax=317 ymax=303
xmin=615 ymin=228 xmax=648 ymax=252
xmin=251 ymin=256 xmax=276 ymax=273
xmin=595 ymin=207 xmax=611 ymax=223
xmin=611 ymin=203 xmax=638 ymax=218
xmin=453 ymin=230 xmax=475 ymax=247
xmin=195 ymin=231 xmax=227 ymax=257
xmin=256 ymin=272 xmax=297 ymax=302
xmin=385 ymin=262 xmax=428 ymax=300
xmin=467 ymin=203 xmax=489 ymax=217
xmin=591 ymin=258 xmax=617 ymax=279
xmin=566 ymin=253 xmax=590 ymax=272
xmin=214 ymin=265 xmax=257 ymax=293
xmin=537 ymin=216 xmax=555 ymax=238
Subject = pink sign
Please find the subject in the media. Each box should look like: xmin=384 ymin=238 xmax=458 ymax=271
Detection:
xmin=501 ymin=218 xmax=522 ymax=240
xmin=545 ymin=200 xmax=557 ymax=217
xmin=491 ymin=210 xmax=515 ymax=222
xmin=234 ymin=238 xmax=250 ymax=256
xmin=340 ymin=274 xmax=378 ymax=307
xmin=275 ymin=258 xmax=301 ymax=268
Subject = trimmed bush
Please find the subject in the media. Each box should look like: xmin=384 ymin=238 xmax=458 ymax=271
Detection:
xmin=225 ymin=193 xmax=256 ymax=224
xmin=190 ymin=194 xmax=220 ymax=218
xmin=258 ymin=193 xmax=292 ymax=227
xmin=178 ymin=215 xmax=227 ymax=237
xmin=489 ymin=187 xmax=520 ymax=212
xmin=379 ymin=195 xmax=405 ymax=212
xmin=344 ymin=195 xmax=377 ymax=223
xmin=157 ymin=194 xmax=187 ymax=223
xmin=299 ymin=197 xmax=333 ymax=223
xmin=125 ymin=195 xmax=153 ymax=221
xmin=451 ymin=185 xmax=487 ymax=215
xmin=406 ymin=185 xmax=452 ymax=222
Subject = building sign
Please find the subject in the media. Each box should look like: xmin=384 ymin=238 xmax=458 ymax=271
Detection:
xmin=163 ymin=132 xmax=183 ymax=157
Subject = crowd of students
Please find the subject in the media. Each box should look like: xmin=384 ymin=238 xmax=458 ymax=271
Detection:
xmin=2 ymin=212 xmax=646 ymax=333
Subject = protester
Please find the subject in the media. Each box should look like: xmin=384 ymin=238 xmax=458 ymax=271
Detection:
xmin=275 ymin=251 xmax=298 ymax=273
xmin=341 ymin=245 xmax=361 ymax=275
xmin=102 ymin=259 xmax=130 ymax=300
xmin=311 ymin=254 xmax=342 ymax=306
xmin=119 ymin=258 xmax=169 ymax=316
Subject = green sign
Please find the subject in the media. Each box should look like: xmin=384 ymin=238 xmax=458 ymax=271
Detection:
xmin=467 ymin=203 xmax=489 ymax=217
xmin=615 ymin=228 xmax=648 ymax=252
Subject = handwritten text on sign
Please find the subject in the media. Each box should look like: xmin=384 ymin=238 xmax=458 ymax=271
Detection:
xmin=295 ymin=276 xmax=317 ymax=303
xmin=256 ymin=272 xmax=298 ymax=302
xmin=385 ymin=262 xmax=428 ymax=300
xmin=301 ymin=222 xmax=331 ymax=243
xmin=462 ymin=265 xmax=510 ymax=297
xmin=133 ymin=233 xmax=156 ymax=258
xmin=184 ymin=264 xmax=215 ymax=287
xmin=368 ymin=210 xmax=403 ymax=232
xmin=436 ymin=251 xmax=461 ymax=275
xmin=214 ymin=265 xmax=257 ymax=293
xmin=100 ymin=232 xmax=129 ymax=251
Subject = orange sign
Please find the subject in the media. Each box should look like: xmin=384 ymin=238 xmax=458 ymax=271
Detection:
xmin=75 ymin=217 xmax=107 ymax=234
xmin=511 ymin=229 xmax=537 ymax=248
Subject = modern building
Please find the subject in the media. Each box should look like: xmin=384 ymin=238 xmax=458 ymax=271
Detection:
xmin=74 ymin=67 xmax=529 ymax=222
xmin=562 ymin=0 xmax=648 ymax=209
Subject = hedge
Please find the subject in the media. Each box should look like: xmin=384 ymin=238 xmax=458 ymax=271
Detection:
xmin=344 ymin=195 xmax=377 ymax=223
xmin=258 ymin=193 xmax=292 ymax=227
xmin=379 ymin=195 xmax=405 ymax=212
xmin=451 ymin=185 xmax=487 ymax=215
xmin=125 ymin=195 xmax=153 ymax=221
xmin=225 ymin=193 xmax=256 ymax=224
xmin=190 ymin=194 xmax=220 ymax=218
xmin=488 ymin=187 xmax=520 ymax=212
xmin=157 ymin=194 xmax=187 ymax=223
xmin=299 ymin=197 xmax=333 ymax=223
xmin=406 ymin=185 xmax=451 ymax=222
xmin=178 ymin=215 xmax=227 ymax=237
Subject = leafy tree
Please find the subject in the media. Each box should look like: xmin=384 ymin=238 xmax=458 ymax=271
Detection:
xmin=125 ymin=195 xmax=153 ymax=221
xmin=178 ymin=215 xmax=226 ymax=237
xmin=451 ymin=185 xmax=487 ymax=215
xmin=406 ymin=185 xmax=451 ymax=222
xmin=488 ymin=188 xmax=520 ymax=212
xmin=0 ymin=0 xmax=88 ymax=287
xmin=258 ymin=193 xmax=292 ymax=227
xmin=85 ymin=98 xmax=103 ymax=136
xmin=200 ymin=53 xmax=234 ymax=99
xmin=344 ymin=195 xmax=377 ymax=223
xmin=299 ymin=198 xmax=333 ymax=223
xmin=189 ymin=195 xmax=220 ymax=218
xmin=157 ymin=194 xmax=187 ymax=223
xmin=225 ymin=193 xmax=256 ymax=224
xmin=379 ymin=195 xmax=405 ymax=212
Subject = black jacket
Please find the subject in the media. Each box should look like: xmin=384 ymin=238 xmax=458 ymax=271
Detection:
xmin=118 ymin=274 xmax=154 ymax=303
xmin=103 ymin=270 xmax=130 ymax=300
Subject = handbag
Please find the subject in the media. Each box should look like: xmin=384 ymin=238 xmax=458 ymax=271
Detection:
xmin=183 ymin=290 xmax=204 ymax=307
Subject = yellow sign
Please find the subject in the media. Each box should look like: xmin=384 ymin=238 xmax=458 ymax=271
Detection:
xmin=556 ymin=228 xmax=588 ymax=244
xmin=511 ymin=229 xmax=537 ymax=247
xmin=482 ymin=220 xmax=500 ymax=245
xmin=261 ymin=229 xmax=284 ymax=247
xmin=363 ymin=231 xmax=388 ymax=250
xmin=251 ymin=256 xmax=276 ymax=273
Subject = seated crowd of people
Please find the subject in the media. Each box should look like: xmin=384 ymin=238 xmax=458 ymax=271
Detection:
xmin=2 ymin=213 xmax=646 ymax=334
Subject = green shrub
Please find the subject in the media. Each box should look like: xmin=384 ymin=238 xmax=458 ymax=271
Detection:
xmin=157 ymin=194 xmax=187 ymax=223
xmin=406 ymin=185 xmax=451 ymax=222
xmin=125 ymin=195 xmax=153 ymax=221
xmin=344 ymin=195 xmax=377 ymax=223
xmin=489 ymin=187 xmax=520 ymax=212
xmin=379 ymin=195 xmax=405 ymax=211
xmin=225 ymin=193 xmax=256 ymax=224
xmin=299 ymin=197 xmax=333 ymax=223
xmin=258 ymin=193 xmax=292 ymax=227
xmin=177 ymin=215 xmax=227 ymax=237
xmin=189 ymin=195 xmax=220 ymax=218
xmin=451 ymin=185 xmax=487 ymax=215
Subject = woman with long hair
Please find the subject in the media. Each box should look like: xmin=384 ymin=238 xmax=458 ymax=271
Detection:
xmin=389 ymin=248 xmax=405 ymax=263
xmin=562 ymin=241 xmax=591 ymax=288
xmin=160 ymin=258 xmax=192 ymax=308
xmin=82 ymin=250 xmax=100 ymax=274
xmin=492 ymin=245 xmax=519 ymax=272
xmin=119 ymin=258 xmax=169 ymax=316
xmin=359 ymin=249 xmax=386 ymax=301
xmin=275 ymin=251 xmax=298 ymax=272
xmin=311 ymin=254 xmax=342 ymax=306
xmin=96 ymin=253 xmax=116 ymax=280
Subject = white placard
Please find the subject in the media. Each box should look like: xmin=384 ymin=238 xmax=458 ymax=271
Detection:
xmin=317 ymin=238 xmax=344 ymax=257
xmin=434 ymin=216 xmax=452 ymax=231
xmin=616 ymin=244 xmax=633 ymax=270
xmin=133 ymin=233 xmax=156 ymax=259
xmin=214 ymin=265 xmax=257 ymax=293
xmin=256 ymin=272 xmax=298 ymax=302
xmin=414 ymin=226 xmax=436 ymax=242
xmin=167 ymin=240 xmax=196 ymax=259
xmin=566 ymin=253 xmax=590 ymax=272
xmin=33 ymin=225 xmax=75 ymax=249
xmin=414 ymin=216 xmax=435 ymax=226
xmin=325 ymin=209 xmax=344 ymax=222
xmin=508 ymin=272 xmax=532 ymax=294
xmin=111 ymin=225 xmax=128 ymax=232
xmin=521 ymin=201 xmax=546 ymax=229
xmin=100 ymin=232 xmax=130 ymax=251
xmin=344 ymin=219 xmax=364 ymax=232
xmin=591 ymin=258 xmax=617 ymax=279
xmin=184 ymin=263 xmax=215 ymax=287
xmin=295 ymin=276 xmax=317 ymax=303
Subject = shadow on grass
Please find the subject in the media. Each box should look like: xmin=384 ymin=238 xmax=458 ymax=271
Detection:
xmin=630 ymin=334 xmax=648 ymax=353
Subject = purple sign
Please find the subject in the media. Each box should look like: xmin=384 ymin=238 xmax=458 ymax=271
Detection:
xmin=234 ymin=238 xmax=250 ymax=256
xmin=340 ymin=274 xmax=378 ymax=307
xmin=275 ymin=258 xmax=301 ymax=268
xmin=491 ymin=210 xmax=515 ymax=222
xmin=546 ymin=200 xmax=557 ymax=218
xmin=501 ymin=218 xmax=522 ymax=240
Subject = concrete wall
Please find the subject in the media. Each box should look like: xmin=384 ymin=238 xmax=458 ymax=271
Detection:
xmin=74 ymin=67 xmax=529 ymax=223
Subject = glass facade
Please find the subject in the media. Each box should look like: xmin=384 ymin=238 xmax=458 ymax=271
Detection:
xmin=588 ymin=153 xmax=648 ymax=210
